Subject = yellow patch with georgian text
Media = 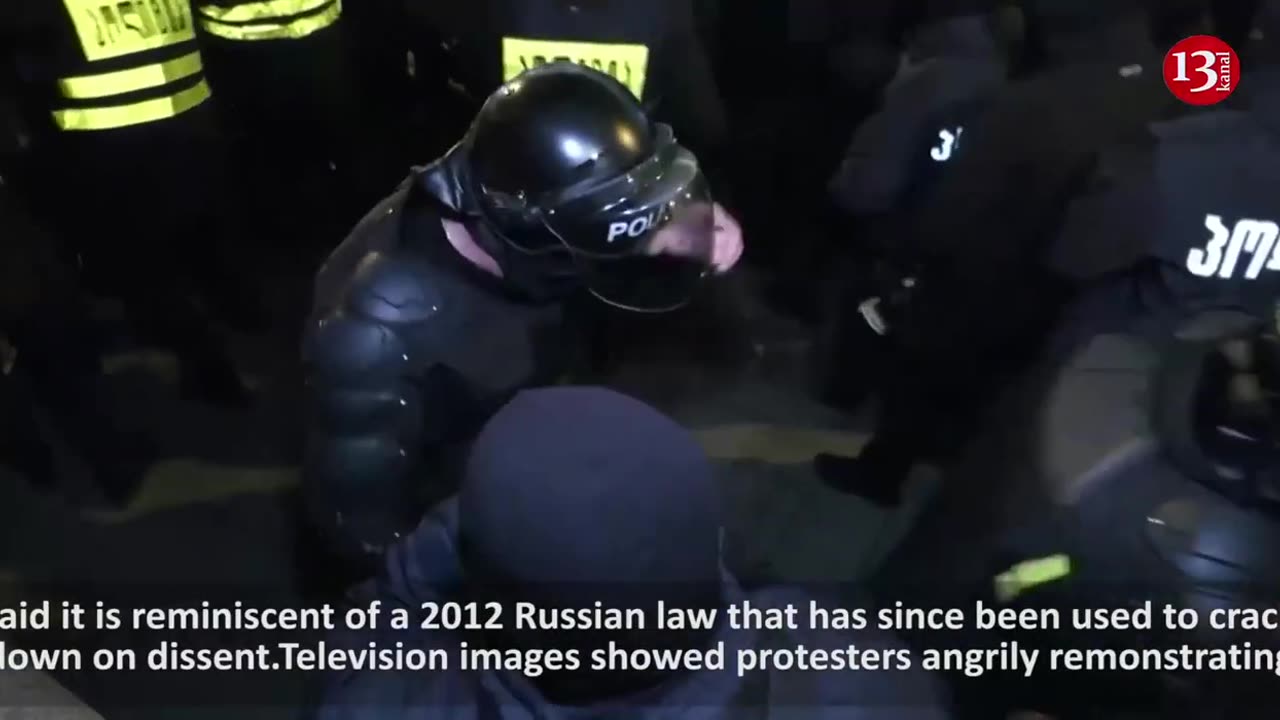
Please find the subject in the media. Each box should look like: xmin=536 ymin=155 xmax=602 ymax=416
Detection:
xmin=502 ymin=37 xmax=649 ymax=99
xmin=62 ymin=0 xmax=196 ymax=63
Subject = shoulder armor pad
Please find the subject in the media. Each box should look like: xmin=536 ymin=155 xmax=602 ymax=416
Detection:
xmin=314 ymin=184 xmax=412 ymax=305
xmin=304 ymin=311 xmax=414 ymax=379
xmin=306 ymin=249 xmax=454 ymax=378
xmin=346 ymin=251 xmax=447 ymax=325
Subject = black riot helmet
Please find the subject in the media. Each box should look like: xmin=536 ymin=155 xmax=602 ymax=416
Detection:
xmin=418 ymin=62 xmax=716 ymax=312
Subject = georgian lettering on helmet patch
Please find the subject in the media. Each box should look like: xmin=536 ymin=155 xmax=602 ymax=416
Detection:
xmin=63 ymin=0 xmax=196 ymax=62
xmin=606 ymin=208 xmax=663 ymax=243
xmin=930 ymin=127 xmax=964 ymax=162
xmin=1187 ymin=214 xmax=1280 ymax=280
xmin=502 ymin=37 xmax=649 ymax=99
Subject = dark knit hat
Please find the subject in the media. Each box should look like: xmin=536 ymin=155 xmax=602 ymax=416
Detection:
xmin=459 ymin=386 xmax=720 ymax=600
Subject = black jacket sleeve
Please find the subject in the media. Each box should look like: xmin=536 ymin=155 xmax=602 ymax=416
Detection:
xmin=302 ymin=195 xmax=459 ymax=565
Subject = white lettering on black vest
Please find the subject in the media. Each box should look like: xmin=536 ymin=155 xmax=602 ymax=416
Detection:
xmin=930 ymin=127 xmax=964 ymax=162
xmin=1187 ymin=214 xmax=1280 ymax=279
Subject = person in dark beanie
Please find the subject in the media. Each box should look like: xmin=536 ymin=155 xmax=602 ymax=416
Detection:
xmin=813 ymin=0 xmax=1209 ymax=505
xmin=312 ymin=386 xmax=952 ymax=719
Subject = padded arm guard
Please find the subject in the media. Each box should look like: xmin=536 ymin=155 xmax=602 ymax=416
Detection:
xmin=303 ymin=244 xmax=454 ymax=563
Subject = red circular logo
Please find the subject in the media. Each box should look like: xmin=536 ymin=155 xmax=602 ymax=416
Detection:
xmin=1163 ymin=35 xmax=1240 ymax=105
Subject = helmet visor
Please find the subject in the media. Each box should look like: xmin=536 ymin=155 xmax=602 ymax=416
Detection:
xmin=541 ymin=131 xmax=714 ymax=311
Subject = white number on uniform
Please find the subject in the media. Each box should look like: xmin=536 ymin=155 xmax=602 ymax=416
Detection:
xmin=930 ymin=127 xmax=964 ymax=162
xmin=1186 ymin=214 xmax=1280 ymax=279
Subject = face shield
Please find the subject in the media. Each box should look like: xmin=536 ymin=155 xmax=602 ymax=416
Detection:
xmin=481 ymin=124 xmax=715 ymax=312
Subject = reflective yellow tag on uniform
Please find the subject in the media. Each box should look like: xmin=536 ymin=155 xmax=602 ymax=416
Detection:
xmin=63 ymin=0 xmax=196 ymax=63
xmin=993 ymin=554 xmax=1072 ymax=604
xmin=502 ymin=37 xmax=649 ymax=99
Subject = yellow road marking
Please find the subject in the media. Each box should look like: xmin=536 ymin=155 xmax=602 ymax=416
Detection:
xmin=102 ymin=351 xmax=263 ymax=390
xmin=83 ymin=460 xmax=298 ymax=525
xmin=103 ymin=350 xmax=175 ymax=378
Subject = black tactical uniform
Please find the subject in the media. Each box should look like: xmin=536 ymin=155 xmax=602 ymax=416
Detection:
xmin=0 ymin=177 xmax=149 ymax=504
xmin=303 ymin=63 xmax=722 ymax=575
xmin=874 ymin=63 xmax=1280 ymax=718
xmin=1049 ymin=78 xmax=1280 ymax=335
xmin=3 ymin=0 xmax=250 ymax=405
xmin=401 ymin=0 xmax=726 ymax=163
xmin=829 ymin=4 xmax=1017 ymax=223
xmin=193 ymin=0 xmax=393 ymax=238
xmin=819 ymin=2 xmax=1020 ymax=408
xmin=815 ymin=0 xmax=1195 ymax=504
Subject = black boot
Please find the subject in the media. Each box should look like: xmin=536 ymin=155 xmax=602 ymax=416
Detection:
xmin=14 ymin=302 xmax=153 ymax=506
xmin=39 ymin=371 xmax=153 ymax=508
xmin=815 ymin=438 xmax=914 ymax=507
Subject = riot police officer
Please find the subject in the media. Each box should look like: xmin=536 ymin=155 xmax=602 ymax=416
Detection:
xmin=303 ymin=63 xmax=742 ymax=577
xmin=829 ymin=0 xmax=1023 ymax=223
xmin=1044 ymin=0 xmax=1280 ymax=338
xmin=0 ymin=179 xmax=149 ymax=505
xmin=195 ymin=0 xmax=396 ymax=240
xmin=819 ymin=0 xmax=1024 ymax=409
xmin=813 ymin=0 xmax=1205 ymax=505
xmin=875 ymin=11 xmax=1280 ymax=712
xmin=2 ymin=0 xmax=251 ymax=406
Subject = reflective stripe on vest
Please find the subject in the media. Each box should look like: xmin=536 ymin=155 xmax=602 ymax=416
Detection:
xmin=197 ymin=0 xmax=342 ymax=41
xmin=54 ymin=78 xmax=212 ymax=131
xmin=56 ymin=1 xmax=212 ymax=131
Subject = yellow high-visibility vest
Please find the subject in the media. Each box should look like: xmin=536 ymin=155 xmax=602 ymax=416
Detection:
xmin=196 ymin=0 xmax=342 ymax=42
xmin=55 ymin=0 xmax=213 ymax=132
xmin=501 ymin=37 xmax=649 ymax=100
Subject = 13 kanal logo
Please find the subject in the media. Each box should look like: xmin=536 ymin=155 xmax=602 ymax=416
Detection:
xmin=1164 ymin=35 xmax=1240 ymax=106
